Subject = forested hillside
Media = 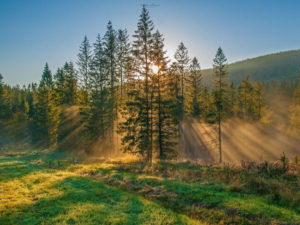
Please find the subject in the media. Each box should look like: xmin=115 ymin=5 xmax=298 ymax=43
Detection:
xmin=202 ymin=49 xmax=300 ymax=87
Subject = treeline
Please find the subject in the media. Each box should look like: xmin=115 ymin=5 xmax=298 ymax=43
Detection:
xmin=0 ymin=6 xmax=288 ymax=162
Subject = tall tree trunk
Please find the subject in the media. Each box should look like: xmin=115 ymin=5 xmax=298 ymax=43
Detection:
xmin=111 ymin=53 xmax=114 ymax=154
xmin=182 ymin=67 xmax=184 ymax=118
xmin=158 ymin=72 xmax=163 ymax=160
xmin=219 ymin=67 xmax=222 ymax=163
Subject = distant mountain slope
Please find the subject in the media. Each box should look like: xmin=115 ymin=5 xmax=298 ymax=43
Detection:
xmin=202 ymin=49 xmax=300 ymax=87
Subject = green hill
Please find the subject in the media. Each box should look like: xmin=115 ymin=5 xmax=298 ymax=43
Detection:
xmin=202 ymin=49 xmax=300 ymax=87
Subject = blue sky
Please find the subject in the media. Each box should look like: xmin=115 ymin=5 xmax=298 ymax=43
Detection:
xmin=1 ymin=0 xmax=300 ymax=86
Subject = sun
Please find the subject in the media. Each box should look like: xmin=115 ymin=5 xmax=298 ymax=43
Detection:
xmin=152 ymin=65 xmax=159 ymax=73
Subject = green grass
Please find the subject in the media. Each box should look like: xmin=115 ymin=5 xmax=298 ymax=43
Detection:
xmin=1 ymin=148 xmax=300 ymax=224
xmin=0 ymin=150 xmax=201 ymax=225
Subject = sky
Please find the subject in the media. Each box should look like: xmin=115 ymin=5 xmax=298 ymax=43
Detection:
xmin=1 ymin=0 xmax=300 ymax=86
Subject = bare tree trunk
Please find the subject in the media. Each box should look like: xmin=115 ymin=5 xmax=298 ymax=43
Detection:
xmin=219 ymin=68 xmax=222 ymax=163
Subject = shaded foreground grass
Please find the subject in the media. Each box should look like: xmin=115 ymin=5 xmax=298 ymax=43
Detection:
xmin=1 ymin=148 xmax=300 ymax=224
xmin=0 ymin=150 xmax=201 ymax=225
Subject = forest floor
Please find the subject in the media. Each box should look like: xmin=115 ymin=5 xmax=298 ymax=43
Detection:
xmin=1 ymin=148 xmax=300 ymax=225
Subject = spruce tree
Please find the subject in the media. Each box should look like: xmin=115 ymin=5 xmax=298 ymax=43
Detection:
xmin=151 ymin=30 xmax=177 ymax=160
xmin=174 ymin=42 xmax=189 ymax=118
xmin=77 ymin=36 xmax=92 ymax=107
xmin=237 ymin=76 xmax=253 ymax=120
xmin=32 ymin=63 xmax=61 ymax=147
xmin=84 ymin=34 xmax=110 ymax=153
xmin=119 ymin=5 xmax=154 ymax=162
xmin=228 ymin=81 xmax=236 ymax=116
xmin=0 ymin=74 xmax=11 ymax=120
xmin=166 ymin=62 xmax=181 ymax=156
xmin=53 ymin=68 xmax=66 ymax=104
xmin=187 ymin=57 xmax=202 ymax=117
xmin=116 ymin=29 xmax=131 ymax=101
xmin=212 ymin=47 xmax=228 ymax=163
xmin=124 ymin=56 xmax=136 ymax=102
xmin=201 ymin=86 xmax=215 ymax=121
xmin=0 ymin=75 xmax=11 ymax=147
xmin=64 ymin=61 xmax=77 ymax=105
xmin=174 ymin=42 xmax=189 ymax=154
xmin=103 ymin=21 xmax=118 ymax=153
xmin=253 ymin=81 xmax=265 ymax=119
xmin=288 ymin=66 xmax=300 ymax=137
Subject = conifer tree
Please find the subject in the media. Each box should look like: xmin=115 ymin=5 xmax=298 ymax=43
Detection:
xmin=0 ymin=75 xmax=11 ymax=147
xmin=288 ymin=66 xmax=300 ymax=137
xmin=32 ymin=63 xmax=61 ymax=147
xmin=28 ymin=83 xmax=37 ymax=118
xmin=166 ymin=62 xmax=182 ymax=155
xmin=11 ymin=93 xmax=30 ymax=141
xmin=174 ymin=42 xmax=189 ymax=118
xmin=237 ymin=76 xmax=253 ymax=120
xmin=77 ymin=36 xmax=92 ymax=107
xmin=201 ymin=86 xmax=215 ymax=121
xmin=0 ymin=74 xmax=11 ymax=120
xmin=119 ymin=5 xmax=154 ymax=162
xmin=212 ymin=47 xmax=228 ymax=163
xmin=253 ymin=81 xmax=265 ymax=119
xmin=83 ymin=34 xmax=110 ymax=153
xmin=187 ymin=57 xmax=202 ymax=117
xmin=54 ymin=68 xmax=66 ymax=104
xmin=103 ymin=21 xmax=118 ymax=153
xmin=116 ymin=29 xmax=131 ymax=101
xmin=124 ymin=56 xmax=136 ymax=101
xmin=64 ymin=61 xmax=77 ymax=105
xmin=174 ymin=42 xmax=189 ymax=154
xmin=151 ymin=30 xmax=177 ymax=160
xmin=11 ymin=85 xmax=21 ymax=114
xmin=228 ymin=81 xmax=236 ymax=116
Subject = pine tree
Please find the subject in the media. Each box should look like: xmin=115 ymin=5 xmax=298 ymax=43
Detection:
xmin=11 ymin=85 xmax=21 ymax=114
xmin=32 ymin=63 xmax=61 ymax=147
xmin=103 ymin=21 xmax=118 ymax=154
xmin=237 ymin=75 xmax=253 ymax=120
xmin=228 ymin=81 xmax=236 ymax=116
xmin=124 ymin=56 xmax=136 ymax=102
xmin=174 ymin=42 xmax=189 ymax=154
xmin=288 ymin=65 xmax=300 ymax=137
xmin=212 ymin=47 xmax=228 ymax=163
xmin=64 ymin=61 xmax=78 ymax=105
xmin=187 ymin=57 xmax=202 ymax=117
xmin=0 ymin=75 xmax=11 ymax=147
xmin=119 ymin=5 xmax=154 ymax=162
xmin=166 ymin=62 xmax=182 ymax=156
xmin=28 ymin=83 xmax=37 ymax=118
xmin=174 ymin=42 xmax=189 ymax=118
xmin=174 ymin=42 xmax=190 ymax=156
xmin=53 ymin=68 xmax=66 ymax=104
xmin=151 ymin=30 xmax=177 ymax=160
xmin=0 ymin=74 xmax=11 ymax=120
xmin=116 ymin=29 xmax=131 ymax=101
xmin=253 ymin=81 xmax=265 ymax=119
xmin=201 ymin=86 xmax=215 ymax=121
xmin=77 ymin=36 xmax=92 ymax=107
xmin=83 ymin=34 xmax=110 ymax=153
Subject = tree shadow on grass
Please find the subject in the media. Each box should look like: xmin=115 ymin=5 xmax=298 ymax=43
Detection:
xmin=92 ymin=168 xmax=300 ymax=224
xmin=0 ymin=176 xmax=198 ymax=225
